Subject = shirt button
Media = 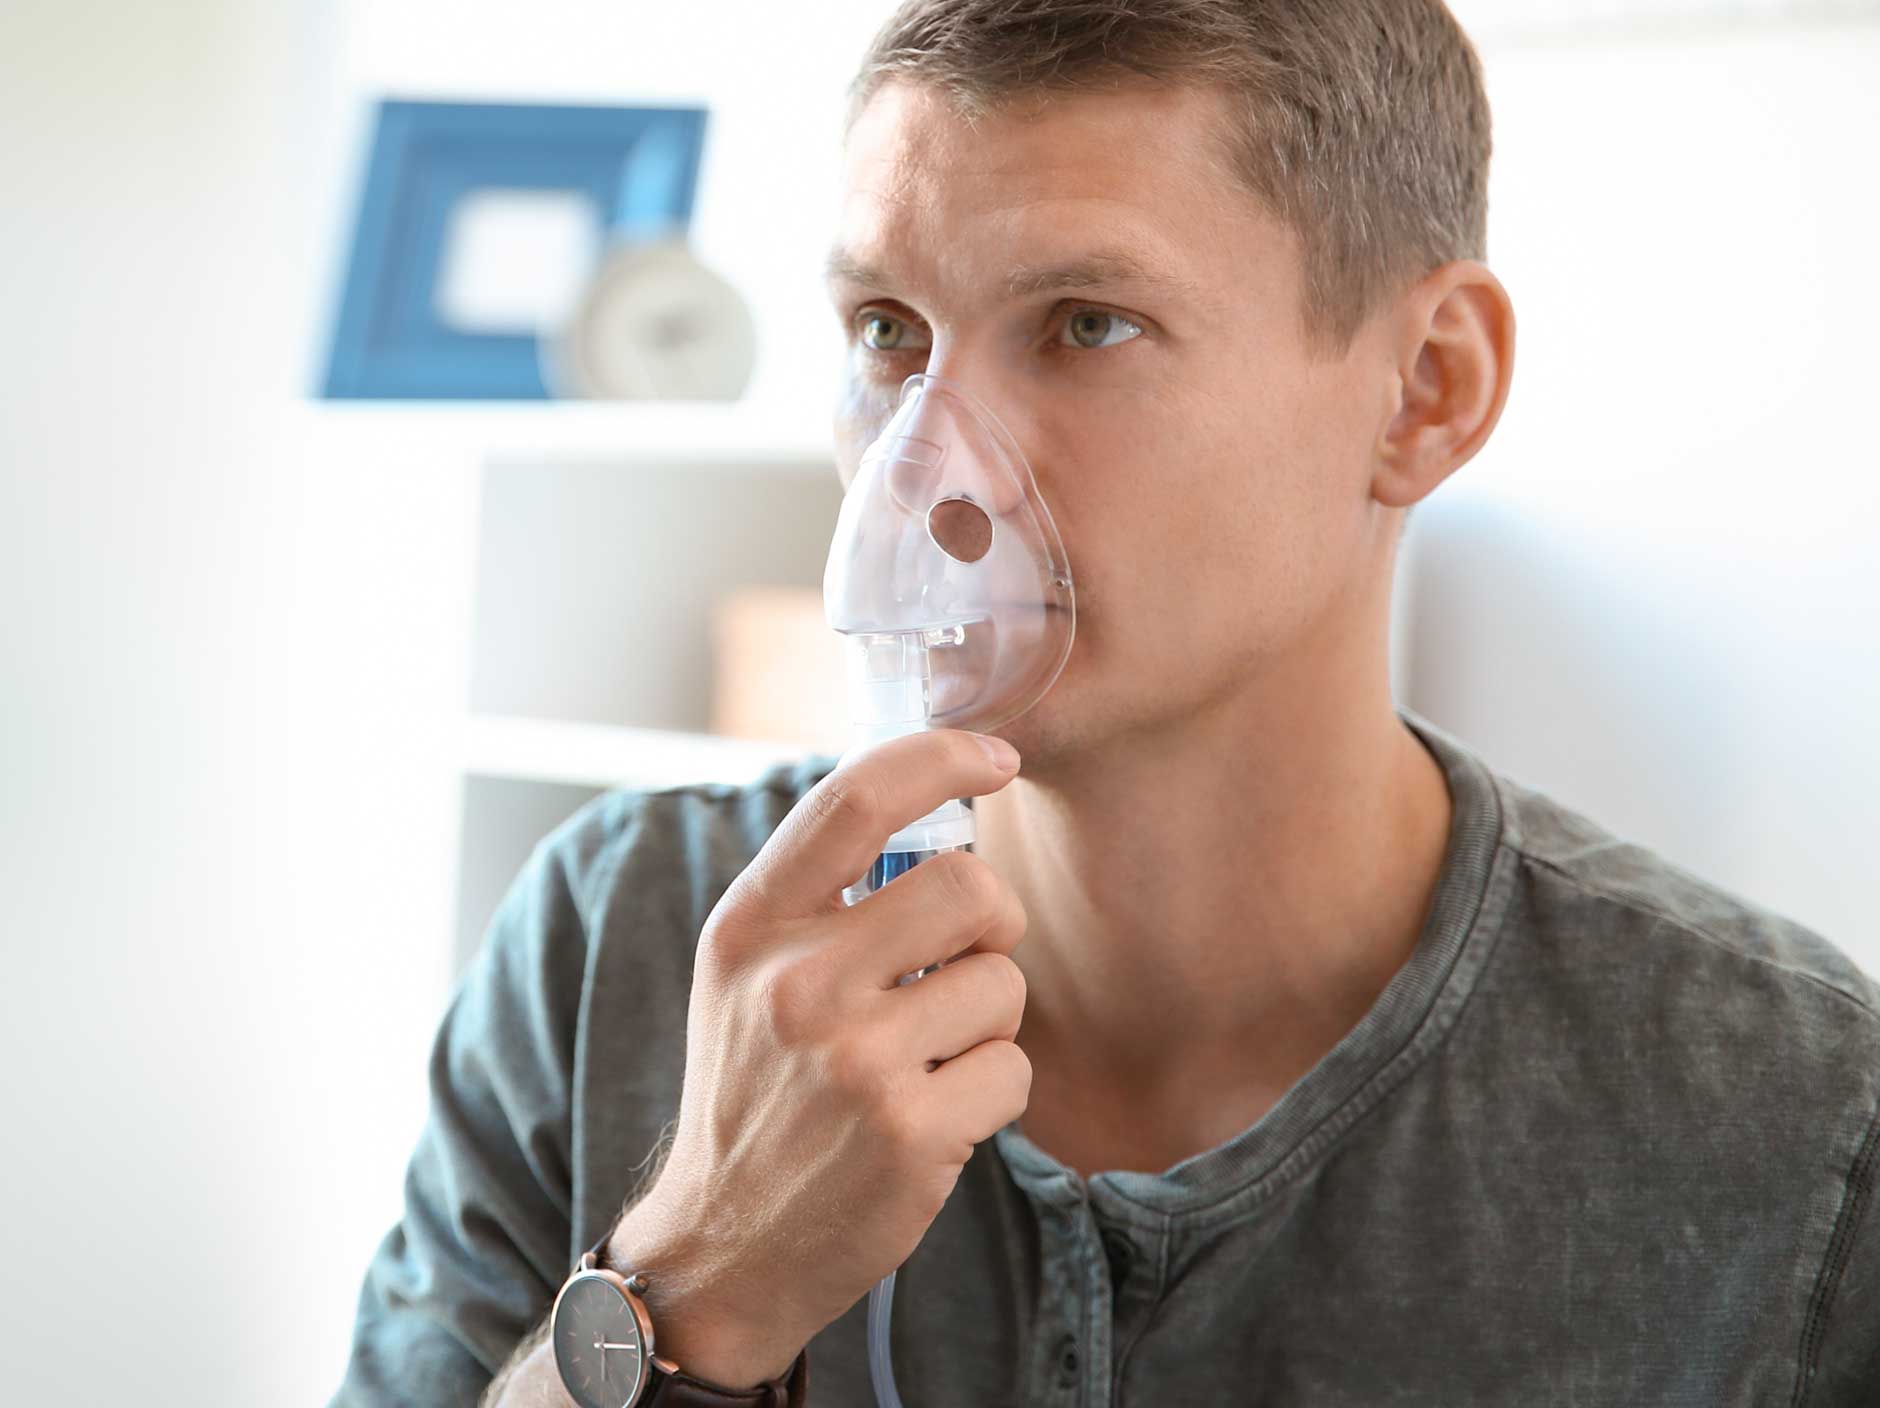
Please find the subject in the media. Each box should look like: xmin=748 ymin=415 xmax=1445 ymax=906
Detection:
xmin=1102 ymin=1227 xmax=1135 ymax=1285
xmin=1056 ymin=1332 xmax=1079 ymax=1387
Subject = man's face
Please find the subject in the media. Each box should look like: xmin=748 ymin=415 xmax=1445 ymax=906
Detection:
xmin=827 ymin=79 xmax=1395 ymax=766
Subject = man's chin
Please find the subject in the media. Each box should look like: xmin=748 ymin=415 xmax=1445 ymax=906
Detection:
xmin=978 ymin=690 xmax=1082 ymax=777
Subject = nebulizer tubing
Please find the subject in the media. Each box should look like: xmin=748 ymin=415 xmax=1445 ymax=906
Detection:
xmin=840 ymin=629 xmax=978 ymax=1408
xmin=823 ymin=371 xmax=1075 ymax=1408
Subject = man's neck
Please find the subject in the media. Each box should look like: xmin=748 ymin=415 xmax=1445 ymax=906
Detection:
xmin=972 ymin=676 xmax=1453 ymax=1164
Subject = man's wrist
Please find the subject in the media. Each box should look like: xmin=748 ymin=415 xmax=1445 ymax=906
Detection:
xmin=601 ymin=1200 xmax=805 ymax=1391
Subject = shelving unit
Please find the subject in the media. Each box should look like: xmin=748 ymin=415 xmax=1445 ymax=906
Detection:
xmin=302 ymin=395 xmax=838 ymax=465
xmin=423 ymin=413 xmax=847 ymax=974
xmin=461 ymin=713 xmax=812 ymax=791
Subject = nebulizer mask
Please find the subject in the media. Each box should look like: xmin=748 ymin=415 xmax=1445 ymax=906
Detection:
xmin=823 ymin=371 xmax=1074 ymax=1408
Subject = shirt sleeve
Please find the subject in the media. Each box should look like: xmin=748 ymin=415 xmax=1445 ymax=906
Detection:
xmin=327 ymin=828 xmax=592 ymax=1407
xmin=1801 ymin=1111 xmax=1880 ymax=1404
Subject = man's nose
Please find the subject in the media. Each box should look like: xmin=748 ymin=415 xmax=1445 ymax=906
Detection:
xmin=919 ymin=335 xmax=1014 ymax=425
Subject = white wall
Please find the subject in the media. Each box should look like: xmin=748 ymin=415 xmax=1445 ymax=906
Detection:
xmin=1400 ymin=18 xmax=1880 ymax=964
xmin=0 ymin=3 xmax=348 ymax=1403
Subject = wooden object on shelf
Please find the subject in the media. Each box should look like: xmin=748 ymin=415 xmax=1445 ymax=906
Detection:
xmin=710 ymin=587 xmax=850 ymax=757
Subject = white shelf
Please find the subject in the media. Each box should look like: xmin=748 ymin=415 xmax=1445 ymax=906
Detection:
xmin=298 ymin=397 xmax=837 ymax=467
xmin=461 ymin=713 xmax=817 ymax=791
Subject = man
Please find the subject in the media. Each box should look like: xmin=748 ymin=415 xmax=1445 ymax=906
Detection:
xmin=332 ymin=3 xmax=1880 ymax=1404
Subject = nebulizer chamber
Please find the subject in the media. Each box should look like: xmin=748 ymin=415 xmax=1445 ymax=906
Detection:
xmin=822 ymin=371 xmax=1074 ymax=1407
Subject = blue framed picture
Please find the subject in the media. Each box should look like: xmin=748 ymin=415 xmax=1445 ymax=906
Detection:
xmin=318 ymin=99 xmax=708 ymax=400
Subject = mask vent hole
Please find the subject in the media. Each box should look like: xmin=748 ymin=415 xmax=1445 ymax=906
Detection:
xmin=927 ymin=496 xmax=993 ymax=564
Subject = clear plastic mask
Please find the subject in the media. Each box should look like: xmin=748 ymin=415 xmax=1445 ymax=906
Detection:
xmin=824 ymin=371 xmax=1075 ymax=741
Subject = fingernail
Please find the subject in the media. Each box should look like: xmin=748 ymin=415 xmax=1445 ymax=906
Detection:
xmin=975 ymin=733 xmax=1021 ymax=771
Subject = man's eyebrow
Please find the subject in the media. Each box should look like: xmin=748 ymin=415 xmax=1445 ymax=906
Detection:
xmin=1004 ymin=250 xmax=1196 ymax=298
xmin=822 ymin=248 xmax=877 ymax=288
xmin=823 ymin=246 xmax=1193 ymax=299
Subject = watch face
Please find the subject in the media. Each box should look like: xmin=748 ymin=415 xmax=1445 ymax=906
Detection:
xmin=553 ymin=1274 xmax=648 ymax=1408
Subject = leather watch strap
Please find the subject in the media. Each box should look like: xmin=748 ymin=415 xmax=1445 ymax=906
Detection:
xmin=646 ymin=1346 xmax=809 ymax=1407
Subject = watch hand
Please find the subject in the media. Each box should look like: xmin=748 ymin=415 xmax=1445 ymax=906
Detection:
xmin=600 ymin=1342 xmax=641 ymax=1352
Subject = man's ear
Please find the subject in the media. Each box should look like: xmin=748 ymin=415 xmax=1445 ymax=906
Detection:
xmin=1372 ymin=260 xmax=1515 ymax=509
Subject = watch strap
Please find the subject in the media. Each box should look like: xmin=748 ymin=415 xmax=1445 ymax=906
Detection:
xmin=646 ymin=1347 xmax=809 ymax=1407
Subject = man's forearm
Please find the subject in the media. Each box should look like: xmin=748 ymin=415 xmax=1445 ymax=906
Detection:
xmin=481 ymin=1316 xmax=559 ymax=1408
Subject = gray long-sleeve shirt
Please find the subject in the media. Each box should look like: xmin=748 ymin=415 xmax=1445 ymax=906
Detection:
xmin=330 ymin=707 xmax=1880 ymax=1405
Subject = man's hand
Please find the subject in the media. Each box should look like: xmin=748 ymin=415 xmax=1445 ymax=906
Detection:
xmin=612 ymin=728 xmax=1032 ymax=1387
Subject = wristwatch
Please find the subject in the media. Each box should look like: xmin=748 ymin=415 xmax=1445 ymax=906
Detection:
xmin=549 ymin=1230 xmax=809 ymax=1408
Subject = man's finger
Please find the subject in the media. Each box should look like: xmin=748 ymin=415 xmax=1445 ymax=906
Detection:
xmin=730 ymin=728 xmax=1019 ymax=923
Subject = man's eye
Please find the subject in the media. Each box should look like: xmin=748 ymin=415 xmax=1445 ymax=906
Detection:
xmin=857 ymin=312 xmax=931 ymax=353
xmin=1059 ymin=308 xmax=1143 ymax=351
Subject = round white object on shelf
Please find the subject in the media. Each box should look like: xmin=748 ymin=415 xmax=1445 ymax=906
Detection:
xmin=543 ymin=238 xmax=758 ymax=401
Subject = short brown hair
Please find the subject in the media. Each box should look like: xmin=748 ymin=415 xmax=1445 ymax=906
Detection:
xmin=844 ymin=0 xmax=1492 ymax=361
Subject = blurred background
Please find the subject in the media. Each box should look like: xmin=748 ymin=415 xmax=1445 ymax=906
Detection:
xmin=2 ymin=0 xmax=1876 ymax=1402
